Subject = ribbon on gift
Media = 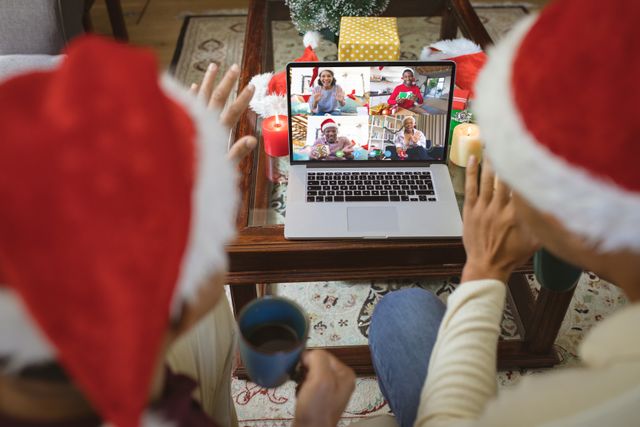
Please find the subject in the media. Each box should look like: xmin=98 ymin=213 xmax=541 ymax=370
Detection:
xmin=452 ymin=88 xmax=470 ymax=110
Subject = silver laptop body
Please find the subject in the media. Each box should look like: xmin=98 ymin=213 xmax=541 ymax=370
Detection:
xmin=284 ymin=61 xmax=462 ymax=239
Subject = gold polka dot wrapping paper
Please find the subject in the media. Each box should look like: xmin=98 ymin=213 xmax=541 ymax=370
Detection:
xmin=338 ymin=17 xmax=400 ymax=61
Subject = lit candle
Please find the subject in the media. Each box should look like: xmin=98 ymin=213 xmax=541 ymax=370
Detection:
xmin=262 ymin=115 xmax=289 ymax=157
xmin=450 ymin=123 xmax=482 ymax=167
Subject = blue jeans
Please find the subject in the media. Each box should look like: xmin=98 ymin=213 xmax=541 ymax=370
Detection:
xmin=369 ymin=288 xmax=446 ymax=427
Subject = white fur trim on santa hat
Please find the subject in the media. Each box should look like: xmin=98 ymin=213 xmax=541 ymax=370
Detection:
xmin=303 ymin=31 xmax=321 ymax=49
xmin=161 ymin=75 xmax=239 ymax=314
xmin=248 ymin=73 xmax=287 ymax=118
xmin=475 ymin=14 xmax=640 ymax=252
xmin=420 ymin=38 xmax=482 ymax=60
xmin=321 ymin=120 xmax=338 ymax=132
xmin=0 ymin=288 xmax=56 ymax=370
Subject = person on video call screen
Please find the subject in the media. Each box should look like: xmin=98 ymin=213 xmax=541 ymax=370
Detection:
xmin=310 ymin=118 xmax=354 ymax=161
xmin=309 ymin=69 xmax=346 ymax=116
xmin=394 ymin=116 xmax=431 ymax=161
xmin=387 ymin=68 xmax=424 ymax=110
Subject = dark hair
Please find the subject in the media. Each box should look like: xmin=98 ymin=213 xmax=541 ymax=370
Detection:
xmin=0 ymin=358 xmax=71 ymax=382
xmin=317 ymin=70 xmax=337 ymax=88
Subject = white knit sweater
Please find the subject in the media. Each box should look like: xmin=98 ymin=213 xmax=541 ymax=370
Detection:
xmin=358 ymin=280 xmax=640 ymax=427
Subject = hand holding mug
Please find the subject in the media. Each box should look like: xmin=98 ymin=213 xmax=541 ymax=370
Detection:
xmin=238 ymin=297 xmax=308 ymax=388
xmin=294 ymin=350 xmax=355 ymax=427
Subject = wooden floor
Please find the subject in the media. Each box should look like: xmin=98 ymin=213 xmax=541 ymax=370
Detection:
xmin=90 ymin=0 xmax=250 ymax=68
xmin=90 ymin=0 xmax=549 ymax=69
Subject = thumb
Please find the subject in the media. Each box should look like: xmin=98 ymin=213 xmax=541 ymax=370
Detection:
xmin=228 ymin=135 xmax=257 ymax=164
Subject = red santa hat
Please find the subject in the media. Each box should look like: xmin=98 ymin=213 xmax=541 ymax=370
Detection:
xmin=474 ymin=0 xmax=640 ymax=252
xmin=311 ymin=67 xmax=335 ymax=87
xmin=320 ymin=118 xmax=339 ymax=132
xmin=420 ymin=38 xmax=487 ymax=97
xmin=249 ymin=31 xmax=320 ymax=118
xmin=0 ymin=36 xmax=238 ymax=426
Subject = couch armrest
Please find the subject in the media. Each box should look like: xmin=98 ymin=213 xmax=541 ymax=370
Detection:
xmin=0 ymin=54 xmax=63 ymax=83
xmin=0 ymin=0 xmax=85 ymax=55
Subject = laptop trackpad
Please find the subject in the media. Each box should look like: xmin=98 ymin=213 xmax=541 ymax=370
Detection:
xmin=347 ymin=207 xmax=399 ymax=233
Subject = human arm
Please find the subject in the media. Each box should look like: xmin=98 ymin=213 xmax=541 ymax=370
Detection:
xmin=309 ymin=87 xmax=321 ymax=112
xmin=336 ymin=85 xmax=346 ymax=106
xmin=415 ymin=157 xmax=539 ymax=427
xmin=338 ymin=137 xmax=354 ymax=159
xmin=387 ymin=85 xmax=401 ymax=106
xmin=412 ymin=130 xmax=427 ymax=148
xmin=394 ymin=132 xmax=405 ymax=149
xmin=294 ymin=350 xmax=356 ymax=427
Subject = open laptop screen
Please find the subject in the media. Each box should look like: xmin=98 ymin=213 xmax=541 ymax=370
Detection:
xmin=286 ymin=61 xmax=455 ymax=164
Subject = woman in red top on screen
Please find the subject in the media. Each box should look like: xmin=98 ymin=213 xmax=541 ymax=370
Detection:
xmin=387 ymin=68 xmax=424 ymax=110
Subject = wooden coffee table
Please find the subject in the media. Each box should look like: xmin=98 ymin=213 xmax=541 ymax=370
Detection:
xmin=228 ymin=0 xmax=575 ymax=375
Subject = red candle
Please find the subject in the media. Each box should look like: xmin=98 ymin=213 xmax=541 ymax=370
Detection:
xmin=262 ymin=115 xmax=289 ymax=157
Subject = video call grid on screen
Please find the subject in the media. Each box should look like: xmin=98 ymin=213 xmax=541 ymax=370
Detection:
xmin=286 ymin=61 xmax=456 ymax=164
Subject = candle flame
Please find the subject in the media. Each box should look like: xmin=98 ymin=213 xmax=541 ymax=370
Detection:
xmin=466 ymin=127 xmax=472 ymax=136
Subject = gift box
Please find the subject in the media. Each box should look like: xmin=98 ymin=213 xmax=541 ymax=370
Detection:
xmin=338 ymin=17 xmax=400 ymax=61
xmin=452 ymin=88 xmax=470 ymax=111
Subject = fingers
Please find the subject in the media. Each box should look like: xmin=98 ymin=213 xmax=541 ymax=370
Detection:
xmin=494 ymin=176 xmax=511 ymax=206
xmin=478 ymin=158 xmax=496 ymax=203
xmin=464 ymin=155 xmax=479 ymax=206
xmin=209 ymin=63 xmax=241 ymax=111
xmin=228 ymin=135 xmax=257 ymax=164
xmin=301 ymin=350 xmax=355 ymax=396
xmin=198 ymin=63 xmax=219 ymax=102
xmin=301 ymin=350 xmax=331 ymax=374
xmin=189 ymin=83 xmax=199 ymax=96
xmin=220 ymin=83 xmax=255 ymax=128
xmin=327 ymin=353 xmax=356 ymax=398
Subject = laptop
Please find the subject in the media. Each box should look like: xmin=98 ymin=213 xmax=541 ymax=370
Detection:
xmin=284 ymin=61 xmax=462 ymax=239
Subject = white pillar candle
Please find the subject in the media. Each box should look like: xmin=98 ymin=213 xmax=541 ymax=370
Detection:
xmin=450 ymin=123 xmax=482 ymax=167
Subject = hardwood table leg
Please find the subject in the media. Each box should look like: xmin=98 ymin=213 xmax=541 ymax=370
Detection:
xmin=229 ymin=283 xmax=259 ymax=318
xmin=105 ymin=0 xmax=129 ymax=41
xmin=525 ymin=284 xmax=577 ymax=354
xmin=441 ymin=1 xmax=460 ymax=40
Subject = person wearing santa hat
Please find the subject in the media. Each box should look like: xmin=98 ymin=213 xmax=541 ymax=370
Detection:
xmin=309 ymin=68 xmax=346 ymax=115
xmin=310 ymin=118 xmax=354 ymax=161
xmin=0 ymin=36 xmax=357 ymax=427
xmin=367 ymin=0 xmax=640 ymax=426
xmin=387 ymin=68 xmax=424 ymax=111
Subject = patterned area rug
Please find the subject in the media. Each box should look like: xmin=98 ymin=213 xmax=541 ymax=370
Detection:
xmin=171 ymin=5 xmax=628 ymax=426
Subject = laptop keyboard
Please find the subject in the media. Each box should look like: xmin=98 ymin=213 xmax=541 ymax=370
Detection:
xmin=306 ymin=171 xmax=436 ymax=203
